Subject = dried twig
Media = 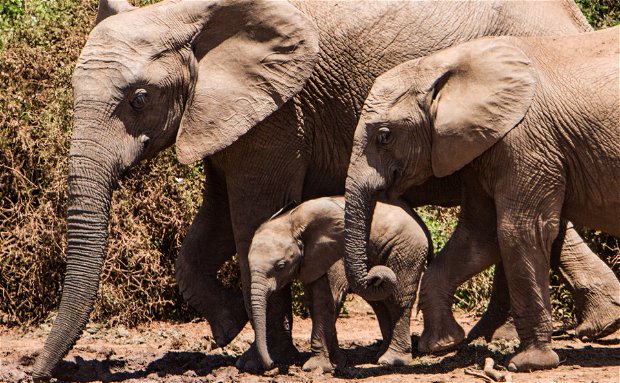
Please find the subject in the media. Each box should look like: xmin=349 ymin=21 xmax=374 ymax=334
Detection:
xmin=464 ymin=368 xmax=494 ymax=383
xmin=483 ymin=358 xmax=506 ymax=382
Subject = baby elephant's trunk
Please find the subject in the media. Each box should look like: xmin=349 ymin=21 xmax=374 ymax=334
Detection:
xmin=250 ymin=274 xmax=275 ymax=370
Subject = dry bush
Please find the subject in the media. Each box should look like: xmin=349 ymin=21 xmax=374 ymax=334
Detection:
xmin=0 ymin=0 xmax=207 ymax=326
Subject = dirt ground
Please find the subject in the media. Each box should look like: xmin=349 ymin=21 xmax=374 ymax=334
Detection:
xmin=1 ymin=297 xmax=618 ymax=383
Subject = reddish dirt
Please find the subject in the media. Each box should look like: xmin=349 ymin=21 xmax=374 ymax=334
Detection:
xmin=1 ymin=297 xmax=618 ymax=383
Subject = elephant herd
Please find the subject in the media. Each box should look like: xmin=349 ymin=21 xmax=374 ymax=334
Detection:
xmin=32 ymin=0 xmax=619 ymax=380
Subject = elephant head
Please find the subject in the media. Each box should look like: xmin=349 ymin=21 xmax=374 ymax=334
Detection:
xmin=248 ymin=199 xmax=345 ymax=370
xmin=33 ymin=0 xmax=319 ymax=379
xmin=344 ymin=37 xmax=537 ymax=300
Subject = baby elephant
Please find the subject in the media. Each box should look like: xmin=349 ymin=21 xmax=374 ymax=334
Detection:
xmin=249 ymin=196 xmax=431 ymax=372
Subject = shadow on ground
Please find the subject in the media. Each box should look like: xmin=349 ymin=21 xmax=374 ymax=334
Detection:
xmin=52 ymin=352 xmax=236 ymax=382
xmin=47 ymin=335 xmax=620 ymax=382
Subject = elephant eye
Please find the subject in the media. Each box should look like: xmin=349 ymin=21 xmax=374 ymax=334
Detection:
xmin=130 ymin=89 xmax=148 ymax=110
xmin=275 ymin=260 xmax=286 ymax=272
xmin=377 ymin=127 xmax=392 ymax=145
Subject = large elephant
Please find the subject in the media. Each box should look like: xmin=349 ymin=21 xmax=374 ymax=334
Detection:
xmin=248 ymin=197 xmax=430 ymax=371
xmin=343 ymin=26 xmax=620 ymax=371
xmin=32 ymin=0 xmax=609 ymax=379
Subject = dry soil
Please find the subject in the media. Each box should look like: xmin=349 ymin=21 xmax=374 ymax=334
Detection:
xmin=1 ymin=297 xmax=618 ymax=383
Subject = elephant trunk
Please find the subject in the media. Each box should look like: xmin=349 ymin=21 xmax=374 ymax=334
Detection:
xmin=343 ymin=159 xmax=397 ymax=301
xmin=250 ymin=274 xmax=275 ymax=370
xmin=32 ymin=140 xmax=116 ymax=380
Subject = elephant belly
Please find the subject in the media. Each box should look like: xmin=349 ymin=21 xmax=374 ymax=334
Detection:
xmin=563 ymin=202 xmax=620 ymax=238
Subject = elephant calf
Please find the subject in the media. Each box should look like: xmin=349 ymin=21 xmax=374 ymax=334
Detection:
xmin=249 ymin=196 xmax=431 ymax=372
xmin=344 ymin=25 xmax=620 ymax=372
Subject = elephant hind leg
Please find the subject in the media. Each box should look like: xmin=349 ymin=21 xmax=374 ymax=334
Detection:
xmin=558 ymin=223 xmax=620 ymax=340
xmin=175 ymin=160 xmax=247 ymax=347
xmin=467 ymin=263 xmax=515 ymax=343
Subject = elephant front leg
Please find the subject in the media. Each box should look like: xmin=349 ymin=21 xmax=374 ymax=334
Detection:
xmin=496 ymin=192 xmax=564 ymax=372
xmin=419 ymin=194 xmax=500 ymax=353
xmin=376 ymin=299 xmax=414 ymax=366
xmin=225 ymin=156 xmax=308 ymax=371
xmin=175 ymin=160 xmax=247 ymax=347
xmin=302 ymin=274 xmax=343 ymax=373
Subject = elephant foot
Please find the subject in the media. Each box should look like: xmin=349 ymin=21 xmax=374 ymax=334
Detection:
xmin=467 ymin=309 xmax=510 ymax=342
xmin=575 ymin=300 xmax=620 ymax=341
xmin=377 ymin=349 xmax=412 ymax=366
xmin=236 ymin=341 xmax=299 ymax=372
xmin=210 ymin=311 xmax=249 ymax=348
xmin=236 ymin=344 xmax=263 ymax=372
xmin=419 ymin=316 xmax=465 ymax=353
xmin=468 ymin=317 xmax=518 ymax=343
xmin=270 ymin=339 xmax=300 ymax=365
xmin=302 ymin=354 xmax=335 ymax=373
xmin=508 ymin=344 xmax=559 ymax=372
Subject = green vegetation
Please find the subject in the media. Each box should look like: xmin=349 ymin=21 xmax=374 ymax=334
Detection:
xmin=577 ymin=0 xmax=620 ymax=28
xmin=0 ymin=0 xmax=618 ymax=328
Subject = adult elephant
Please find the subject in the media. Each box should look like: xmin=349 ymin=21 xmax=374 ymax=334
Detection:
xmin=33 ymin=0 xmax=603 ymax=379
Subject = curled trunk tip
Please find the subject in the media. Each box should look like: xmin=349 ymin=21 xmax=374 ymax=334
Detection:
xmin=343 ymin=166 xmax=395 ymax=301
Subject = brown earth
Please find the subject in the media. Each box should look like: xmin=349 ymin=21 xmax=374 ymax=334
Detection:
xmin=1 ymin=296 xmax=618 ymax=383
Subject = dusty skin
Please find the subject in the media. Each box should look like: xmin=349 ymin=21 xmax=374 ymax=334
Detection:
xmin=2 ymin=297 xmax=618 ymax=383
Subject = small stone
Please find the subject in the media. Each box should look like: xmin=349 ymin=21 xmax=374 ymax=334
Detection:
xmin=263 ymin=367 xmax=279 ymax=377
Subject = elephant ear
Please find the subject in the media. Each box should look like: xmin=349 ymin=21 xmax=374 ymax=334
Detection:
xmin=95 ymin=0 xmax=135 ymax=25
xmin=175 ymin=1 xmax=320 ymax=164
xmin=297 ymin=231 xmax=343 ymax=285
xmin=424 ymin=38 xmax=538 ymax=177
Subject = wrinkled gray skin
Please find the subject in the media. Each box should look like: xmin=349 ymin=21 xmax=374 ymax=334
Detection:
xmin=402 ymin=175 xmax=620 ymax=347
xmin=344 ymin=26 xmax=620 ymax=372
xmin=32 ymin=0 xmax=612 ymax=379
xmin=249 ymin=197 xmax=430 ymax=372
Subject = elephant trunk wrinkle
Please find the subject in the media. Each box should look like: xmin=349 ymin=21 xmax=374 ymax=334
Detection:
xmin=250 ymin=279 xmax=275 ymax=370
xmin=33 ymin=155 xmax=115 ymax=379
xmin=344 ymin=171 xmax=396 ymax=301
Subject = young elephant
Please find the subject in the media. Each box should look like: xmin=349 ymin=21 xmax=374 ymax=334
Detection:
xmin=249 ymin=196 xmax=431 ymax=372
xmin=344 ymin=26 xmax=620 ymax=372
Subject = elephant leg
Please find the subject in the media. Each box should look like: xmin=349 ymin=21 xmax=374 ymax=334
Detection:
xmin=302 ymin=274 xmax=342 ymax=373
xmin=466 ymin=223 xmax=619 ymax=344
xmin=175 ymin=159 xmax=247 ymax=347
xmin=223 ymin=146 xmax=307 ymax=370
xmin=377 ymin=298 xmax=414 ymax=366
xmin=496 ymin=189 xmax=563 ymax=372
xmin=467 ymin=263 xmax=514 ymax=342
xmin=558 ymin=222 xmax=620 ymax=340
xmin=326 ymin=260 xmax=349 ymax=319
xmin=367 ymin=301 xmax=392 ymax=357
xmin=419 ymin=190 xmax=500 ymax=353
